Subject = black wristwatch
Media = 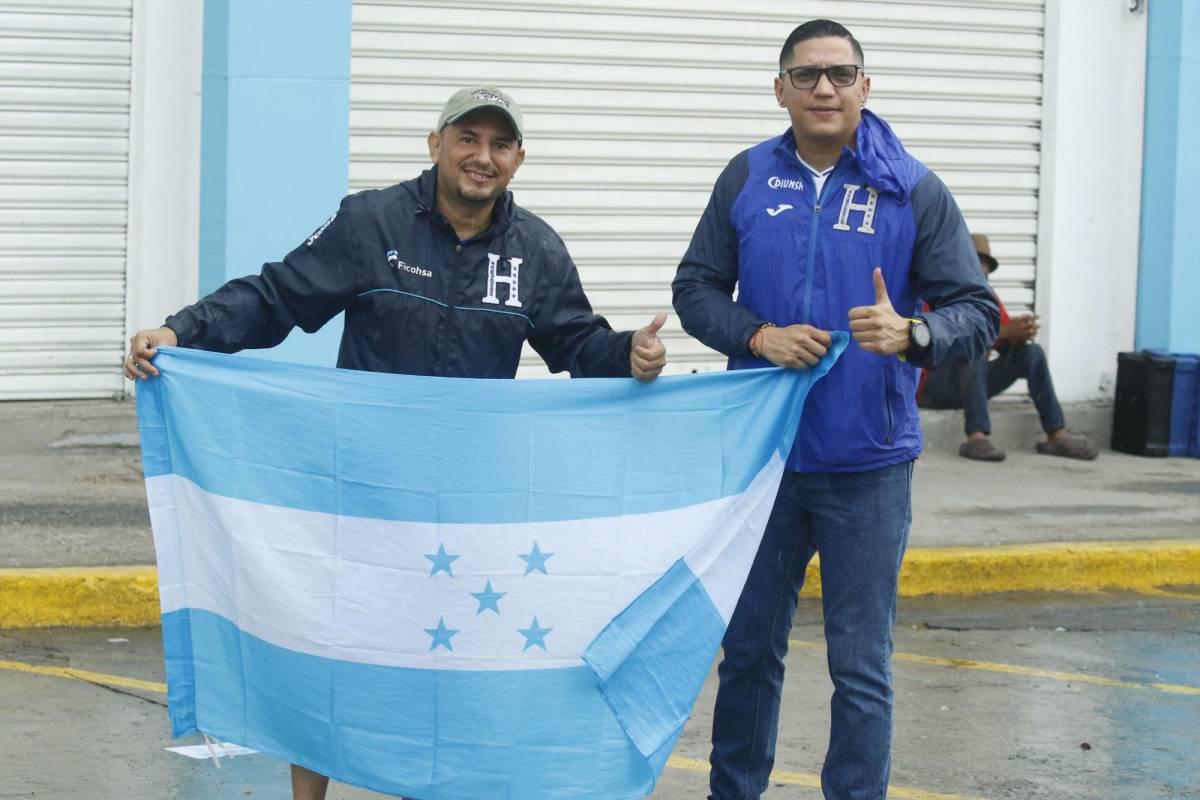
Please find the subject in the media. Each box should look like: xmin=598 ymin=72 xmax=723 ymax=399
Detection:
xmin=907 ymin=317 xmax=931 ymax=351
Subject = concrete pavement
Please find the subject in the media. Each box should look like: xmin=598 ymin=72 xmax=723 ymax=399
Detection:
xmin=3 ymin=593 xmax=1198 ymax=799
xmin=1 ymin=396 xmax=1197 ymax=626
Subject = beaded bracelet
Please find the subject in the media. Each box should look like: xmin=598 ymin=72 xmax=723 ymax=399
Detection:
xmin=749 ymin=322 xmax=775 ymax=358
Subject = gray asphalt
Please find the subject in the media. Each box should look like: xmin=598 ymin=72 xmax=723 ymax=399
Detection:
xmin=2 ymin=592 xmax=1197 ymax=799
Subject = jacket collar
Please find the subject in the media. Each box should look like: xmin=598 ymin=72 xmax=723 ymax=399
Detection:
xmin=772 ymin=109 xmax=909 ymax=202
xmin=408 ymin=167 xmax=516 ymax=231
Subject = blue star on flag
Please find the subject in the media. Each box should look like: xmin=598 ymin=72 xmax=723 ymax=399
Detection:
xmin=424 ymin=543 xmax=460 ymax=577
xmin=517 ymin=617 xmax=553 ymax=651
xmin=518 ymin=541 xmax=553 ymax=576
xmin=425 ymin=617 xmax=459 ymax=651
xmin=470 ymin=579 xmax=506 ymax=615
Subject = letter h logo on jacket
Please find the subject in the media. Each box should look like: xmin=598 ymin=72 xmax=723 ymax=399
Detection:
xmin=832 ymin=184 xmax=879 ymax=234
xmin=483 ymin=253 xmax=523 ymax=308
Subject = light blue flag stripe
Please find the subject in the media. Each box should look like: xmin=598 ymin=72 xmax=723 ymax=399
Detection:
xmin=163 ymin=609 xmax=655 ymax=799
xmin=583 ymin=558 xmax=726 ymax=765
xmin=162 ymin=566 xmax=726 ymax=797
xmin=137 ymin=344 xmax=842 ymax=524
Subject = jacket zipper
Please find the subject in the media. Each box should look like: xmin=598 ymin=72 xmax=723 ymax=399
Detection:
xmin=803 ymin=167 xmax=834 ymax=323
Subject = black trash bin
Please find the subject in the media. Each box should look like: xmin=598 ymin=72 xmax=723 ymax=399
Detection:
xmin=1111 ymin=351 xmax=1176 ymax=456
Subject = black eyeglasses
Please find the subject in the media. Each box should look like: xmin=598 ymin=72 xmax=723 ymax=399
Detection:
xmin=780 ymin=64 xmax=862 ymax=90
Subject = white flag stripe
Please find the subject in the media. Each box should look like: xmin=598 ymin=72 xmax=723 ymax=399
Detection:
xmin=147 ymin=470 xmax=773 ymax=671
xmin=683 ymin=453 xmax=785 ymax=624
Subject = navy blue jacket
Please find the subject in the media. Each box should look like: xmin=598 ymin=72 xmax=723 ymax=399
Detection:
xmin=673 ymin=111 xmax=999 ymax=473
xmin=166 ymin=168 xmax=633 ymax=379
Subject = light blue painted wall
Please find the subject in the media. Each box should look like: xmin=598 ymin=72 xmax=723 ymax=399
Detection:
xmin=1137 ymin=0 xmax=1200 ymax=354
xmin=199 ymin=0 xmax=351 ymax=366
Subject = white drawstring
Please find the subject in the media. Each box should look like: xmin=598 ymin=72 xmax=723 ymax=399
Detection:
xmin=202 ymin=732 xmax=223 ymax=769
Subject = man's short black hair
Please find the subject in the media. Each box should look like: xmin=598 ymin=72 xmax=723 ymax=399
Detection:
xmin=779 ymin=19 xmax=865 ymax=71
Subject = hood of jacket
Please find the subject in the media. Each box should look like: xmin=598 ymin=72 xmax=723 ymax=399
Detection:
xmin=772 ymin=108 xmax=911 ymax=203
xmin=853 ymin=108 xmax=910 ymax=202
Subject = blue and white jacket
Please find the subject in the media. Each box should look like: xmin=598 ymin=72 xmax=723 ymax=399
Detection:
xmin=673 ymin=110 xmax=999 ymax=473
xmin=166 ymin=168 xmax=633 ymax=379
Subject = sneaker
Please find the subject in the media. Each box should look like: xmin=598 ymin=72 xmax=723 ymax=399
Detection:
xmin=959 ymin=437 xmax=1007 ymax=462
xmin=1036 ymin=434 xmax=1098 ymax=460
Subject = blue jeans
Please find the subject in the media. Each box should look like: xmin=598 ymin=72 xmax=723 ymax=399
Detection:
xmin=919 ymin=343 xmax=1065 ymax=436
xmin=709 ymin=461 xmax=913 ymax=800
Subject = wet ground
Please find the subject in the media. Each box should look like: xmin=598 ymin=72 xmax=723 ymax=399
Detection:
xmin=1 ymin=592 xmax=1197 ymax=800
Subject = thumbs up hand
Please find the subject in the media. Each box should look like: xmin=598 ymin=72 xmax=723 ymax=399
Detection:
xmin=848 ymin=267 xmax=911 ymax=355
xmin=630 ymin=311 xmax=669 ymax=382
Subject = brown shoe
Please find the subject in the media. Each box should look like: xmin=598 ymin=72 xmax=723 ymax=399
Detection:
xmin=1036 ymin=434 xmax=1098 ymax=460
xmin=959 ymin=438 xmax=1007 ymax=462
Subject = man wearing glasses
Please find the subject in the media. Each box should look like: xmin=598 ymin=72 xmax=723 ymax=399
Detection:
xmin=673 ymin=19 xmax=998 ymax=800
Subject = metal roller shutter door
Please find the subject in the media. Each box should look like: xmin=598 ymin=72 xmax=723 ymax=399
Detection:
xmin=0 ymin=0 xmax=131 ymax=399
xmin=350 ymin=0 xmax=1044 ymax=375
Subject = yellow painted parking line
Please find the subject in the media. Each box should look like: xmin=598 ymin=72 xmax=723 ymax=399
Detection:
xmin=790 ymin=640 xmax=1200 ymax=696
xmin=667 ymin=755 xmax=985 ymax=800
xmin=0 ymin=658 xmax=166 ymax=694
xmin=12 ymin=653 xmax=1190 ymax=797
xmin=1136 ymin=586 xmax=1200 ymax=601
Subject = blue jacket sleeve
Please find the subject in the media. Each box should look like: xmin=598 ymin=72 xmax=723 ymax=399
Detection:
xmin=164 ymin=196 xmax=365 ymax=353
xmin=907 ymin=171 xmax=1000 ymax=369
xmin=672 ymin=151 xmax=764 ymax=358
xmin=528 ymin=239 xmax=633 ymax=378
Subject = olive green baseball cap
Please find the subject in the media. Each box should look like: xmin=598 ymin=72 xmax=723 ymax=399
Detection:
xmin=436 ymin=86 xmax=524 ymax=143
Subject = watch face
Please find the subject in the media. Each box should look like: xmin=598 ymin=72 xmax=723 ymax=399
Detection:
xmin=913 ymin=322 xmax=931 ymax=348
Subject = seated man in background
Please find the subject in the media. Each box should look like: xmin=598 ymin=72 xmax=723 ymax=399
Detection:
xmin=918 ymin=234 xmax=1098 ymax=462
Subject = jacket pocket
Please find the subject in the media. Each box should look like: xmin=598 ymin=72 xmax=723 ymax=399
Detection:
xmin=882 ymin=365 xmax=895 ymax=444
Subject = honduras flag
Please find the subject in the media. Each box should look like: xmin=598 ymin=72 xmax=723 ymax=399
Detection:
xmin=137 ymin=338 xmax=846 ymax=799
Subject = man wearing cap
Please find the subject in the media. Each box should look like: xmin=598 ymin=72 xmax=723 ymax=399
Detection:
xmin=918 ymin=233 xmax=1098 ymax=461
xmin=126 ymin=86 xmax=667 ymax=383
xmin=124 ymin=86 xmax=668 ymax=800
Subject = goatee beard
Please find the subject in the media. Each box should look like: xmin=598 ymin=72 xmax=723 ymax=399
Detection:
xmin=457 ymin=186 xmax=496 ymax=205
